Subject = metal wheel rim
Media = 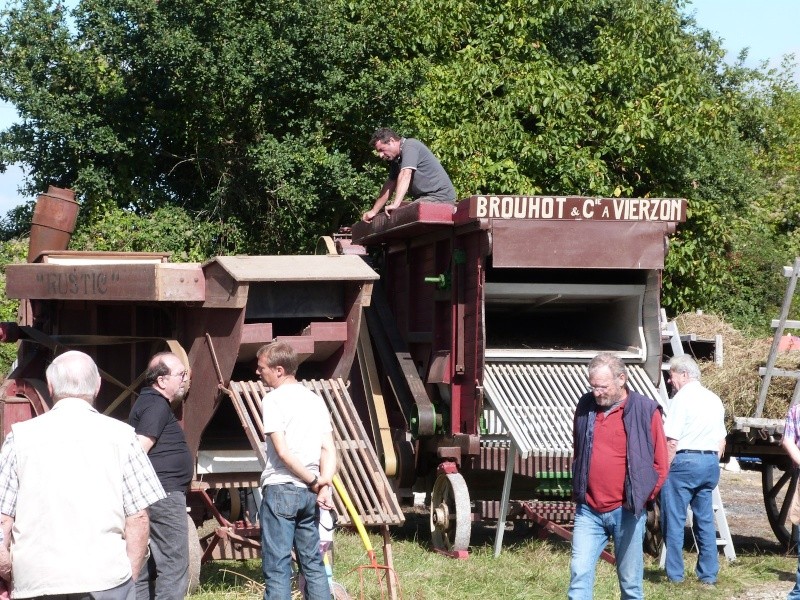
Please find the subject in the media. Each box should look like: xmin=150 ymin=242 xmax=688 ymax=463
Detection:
xmin=429 ymin=472 xmax=471 ymax=552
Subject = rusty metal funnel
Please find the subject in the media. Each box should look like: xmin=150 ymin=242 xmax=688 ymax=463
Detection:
xmin=27 ymin=186 xmax=79 ymax=262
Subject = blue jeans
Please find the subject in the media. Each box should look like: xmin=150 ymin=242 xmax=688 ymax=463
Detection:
xmin=568 ymin=503 xmax=647 ymax=600
xmin=260 ymin=484 xmax=328 ymax=600
xmin=660 ymin=452 xmax=720 ymax=583
xmin=136 ymin=491 xmax=189 ymax=600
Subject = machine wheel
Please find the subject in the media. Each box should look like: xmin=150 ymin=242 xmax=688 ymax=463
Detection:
xmin=213 ymin=488 xmax=242 ymax=522
xmin=643 ymin=498 xmax=663 ymax=557
xmin=187 ymin=515 xmax=202 ymax=595
xmin=429 ymin=472 xmax=471 ymax=552
xmin=762 ymin=460 xmax=799 ymax=551
xmin=315 ymin=236 xmax=337 ymax=255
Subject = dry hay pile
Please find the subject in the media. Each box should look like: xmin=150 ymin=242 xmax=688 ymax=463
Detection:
xmin=674 ymin=313 xmax=800 ymax=422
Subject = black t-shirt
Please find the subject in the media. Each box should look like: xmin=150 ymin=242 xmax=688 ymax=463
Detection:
xmin=129 ymin=387 xmax=193 ymax=492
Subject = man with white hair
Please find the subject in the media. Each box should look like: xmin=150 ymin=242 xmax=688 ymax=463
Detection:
xmin=0 ymin=350 xmax=165 ymax=599
xmin=660 ymin=354 xmax=726 ymax=585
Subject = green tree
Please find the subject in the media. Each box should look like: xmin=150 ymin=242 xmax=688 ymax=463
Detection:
xmin=69 ymin=204 xmax=247 ymax=261
xmin=393 ymin=0 xmax=734 ymax=198
xmin=0 ymin=0 xmax=418 ymax=252
xmin=393 ymin=0 xmax=792 ymax=328
xmin=0 ymin=237 xmax=28 ymax=374
xmin=3 ymin=0 xmax=800 ymax=332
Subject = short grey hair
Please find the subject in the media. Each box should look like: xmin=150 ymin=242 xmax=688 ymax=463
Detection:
xmin=46 ymin=350 xmax=101 ymax=402
xmin=669 ymin=354 xmax=701 ymax=381
xmin=588 ymin=352 xmax=628 ymax=379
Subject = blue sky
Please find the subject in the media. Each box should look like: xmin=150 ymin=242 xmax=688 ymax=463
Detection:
xmin=0 ymin=0 xmax=798 ymax=215
xmin=688 ymin=0 xmax=800 ymax=74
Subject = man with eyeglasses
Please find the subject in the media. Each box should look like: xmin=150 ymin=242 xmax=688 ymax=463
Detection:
xmin=569 ymin=352 xmax=669 ymax=600
xmin=129 ymin=352 xmax=194 ymax=600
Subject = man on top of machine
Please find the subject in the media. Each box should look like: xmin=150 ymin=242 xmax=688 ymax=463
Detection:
xmin=362 ymin=127 xmax=456 ymax=222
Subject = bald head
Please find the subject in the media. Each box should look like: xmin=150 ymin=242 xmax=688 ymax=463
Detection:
xmin=46 ymin=351 xmax=101 ymax=403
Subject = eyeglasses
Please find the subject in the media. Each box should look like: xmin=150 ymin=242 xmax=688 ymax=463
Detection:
xmin=589 ymin=378 xmax=623 ymax=392
xmin=167 ymin=370 xmax=187 ymax=381
xmin=589 ymin=385 xmax=610 ymax=392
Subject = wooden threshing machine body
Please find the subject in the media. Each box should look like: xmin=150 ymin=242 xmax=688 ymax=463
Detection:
xmin=0 ymin=194 xmax=404 ymax=561
xmin=349 ymin=195 xmax=686 ymax=552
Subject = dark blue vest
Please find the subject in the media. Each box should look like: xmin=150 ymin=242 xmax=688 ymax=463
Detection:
xmin=572 ymin=388 xmax=661 ymax=517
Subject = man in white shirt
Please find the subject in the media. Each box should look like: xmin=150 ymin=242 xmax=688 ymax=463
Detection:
xmin=256 ymin=342 xmax=336 ymax=600
xmin=660 ymin=355 xmax=726 ymax=585
xmin=0 ymin=351 xmax=165 ymax=600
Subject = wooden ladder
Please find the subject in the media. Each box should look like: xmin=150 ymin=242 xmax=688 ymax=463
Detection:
xmin=755 ymin=258 xmax=800 ymax=417
xmin=659 ymin=315 xmax=736 ymax=564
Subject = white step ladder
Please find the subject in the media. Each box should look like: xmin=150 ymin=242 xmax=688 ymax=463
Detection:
xmin=710 ymin=486 xmax=736 ymax=561
xmin=659 ymin=314 xmax=736 ymax=564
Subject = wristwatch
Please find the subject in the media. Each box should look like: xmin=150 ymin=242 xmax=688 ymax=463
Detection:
xmin=308 ymin=475 xmax=319 ymax=488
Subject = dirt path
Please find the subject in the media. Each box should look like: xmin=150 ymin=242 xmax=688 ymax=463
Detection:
xmin=722 ymin=467 xmax=782 ymax=553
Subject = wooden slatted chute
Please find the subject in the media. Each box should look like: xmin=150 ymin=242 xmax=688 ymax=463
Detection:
xmin=227 ymin=378 xmax=404 ymax=527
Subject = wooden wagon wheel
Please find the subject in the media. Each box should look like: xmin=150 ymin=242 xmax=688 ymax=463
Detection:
xmin=762 ymin=460 xmax=799 ymax=550
xmin=643 ymin=497 xmax=663 ymax=557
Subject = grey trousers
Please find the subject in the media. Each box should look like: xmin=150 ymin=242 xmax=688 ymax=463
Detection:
xmin=136 ymin=491 xmax=189 ymax=600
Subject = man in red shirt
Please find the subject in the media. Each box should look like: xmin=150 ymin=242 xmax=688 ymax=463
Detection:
xmin=568 ymin=353 xmax=669 ymax=600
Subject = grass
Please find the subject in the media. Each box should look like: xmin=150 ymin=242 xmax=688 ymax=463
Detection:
xmin=191 ymin=515 xmax=799 ymax=600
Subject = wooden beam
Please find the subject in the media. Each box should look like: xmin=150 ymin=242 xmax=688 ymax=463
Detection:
xmin=5 ymin=263 xmax=204 ymax=302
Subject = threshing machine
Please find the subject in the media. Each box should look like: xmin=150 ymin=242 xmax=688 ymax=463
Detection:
xmin=0 ymin=187 xmax=407 ymax=574
xmin=0 ymin=187 xmax=686 ymax=564
xmin=346 ymin=194 xmax=686 ymax=554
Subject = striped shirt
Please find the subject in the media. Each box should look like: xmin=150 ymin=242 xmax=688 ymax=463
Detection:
xmin=785 ymin=404 xmax=800 ymax=444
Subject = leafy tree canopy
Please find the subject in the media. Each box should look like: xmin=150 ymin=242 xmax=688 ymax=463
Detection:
xmin=0 ymin=0 xmax=419 ymax=252
xmin=1 ymin=0 xmax=799 ymax=330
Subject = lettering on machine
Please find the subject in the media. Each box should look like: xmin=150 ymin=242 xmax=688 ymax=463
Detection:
xmin=36 ymin=269 xmax=120 ymax=296
xmin=469 ymin=196 xmax=686 ymax=222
